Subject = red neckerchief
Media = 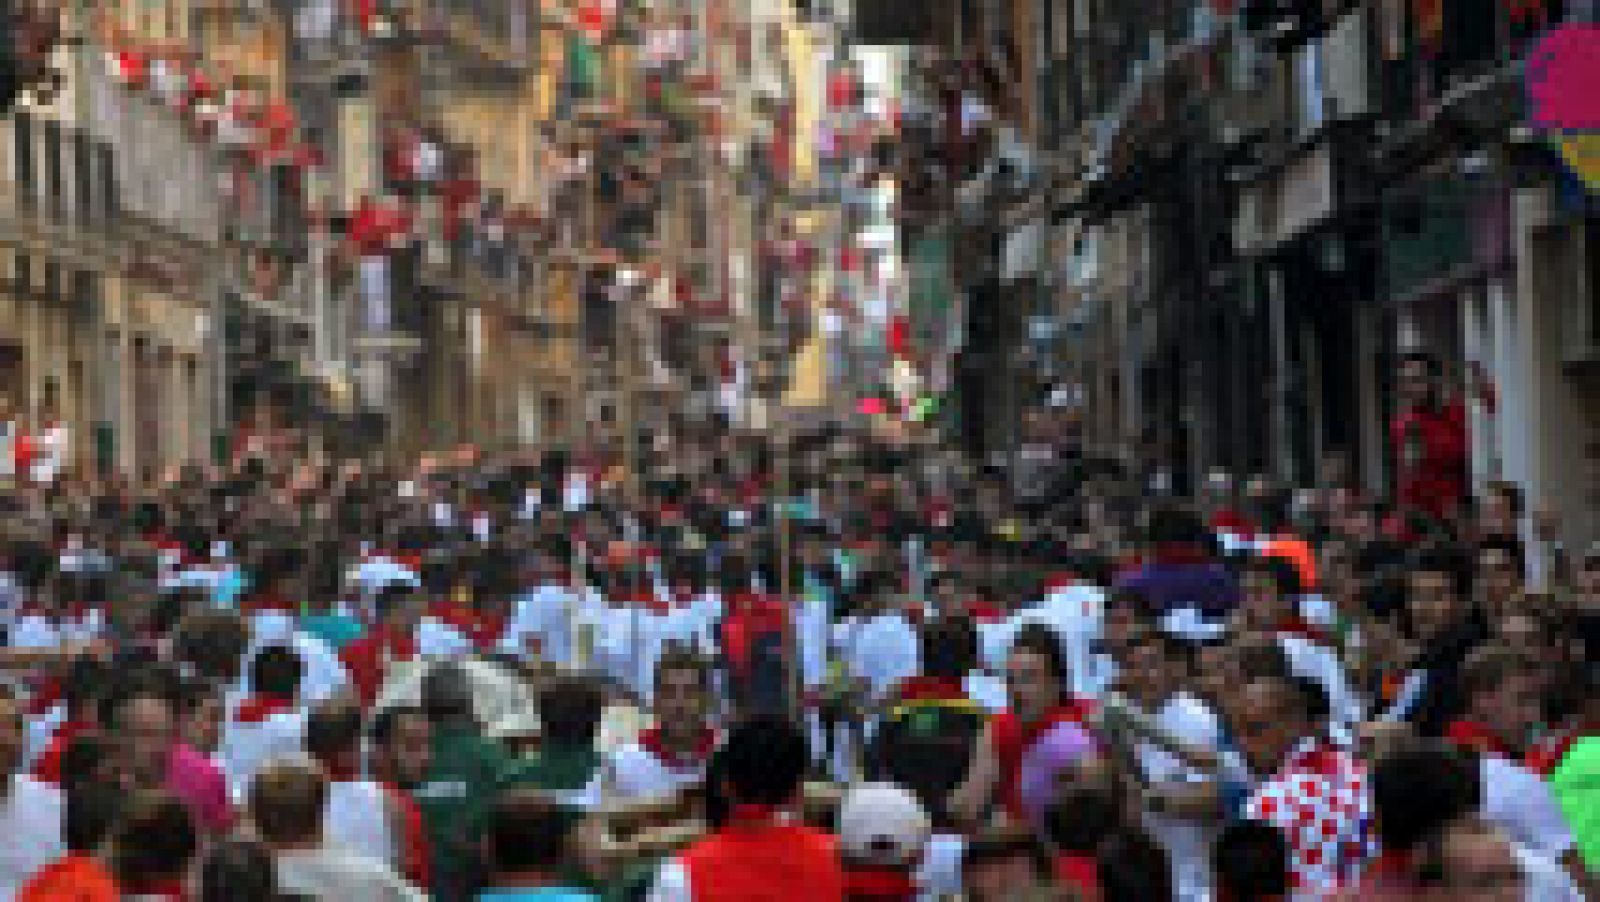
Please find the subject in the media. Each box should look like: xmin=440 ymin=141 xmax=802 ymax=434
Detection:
xmin=964 ymin=599 xmax=1006 ymax=623
xmin=468 ymin=610 xmax=509 ymax=652
xmin=726 ymin=803 xmax=784 ymax=830
xmin=245 ymin=591 xmax=295 ymax=614
xmin=429 ymin=600 xmax=479 ymax=635
xmin=673 ymin=584 xmax=699 ymax=607
xmin=1279 ymin=738 xmax=1346 ymax=778
xmin=1210 ymin=510 xmax=1256 ymax=538
xmin=1527 ymin=722 xmax=1595 ymax=776
xmin=842 ymin=866 xmax=920 ymax=901
xmin=1041 ymin=573 xmax=1078 ymax=594
xmin=1150 ymin=543 xmax=1212 ymax=566
xmin=27 ymin=676 xmax=63 ymax=717
xmin=638 ymin=726 xmax=716 ymax=770
xmin=1446 ymin=720 xmax=1518 ymax=760
xmin=628 ymin=591 xmax=671 ymax=615
xmin=1276 ymin=618 xmax=1333 ymax=646
xmin=1053 ymin=853 xmax=1103 ymax=901
xmin=233 ymin=694 xmax=296 ymax=724
xmin=894 ymin=676 xmax=967 ymax=704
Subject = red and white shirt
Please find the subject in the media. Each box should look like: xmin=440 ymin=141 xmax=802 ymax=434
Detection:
xmin=606 ymin=727 xmax=717 ymax=801
xmin=1244 ymin=738 xmax=1373 ymax=899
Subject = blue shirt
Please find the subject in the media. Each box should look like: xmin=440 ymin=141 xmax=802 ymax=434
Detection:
xmin=477 ymin=887 xmax=600 ymax=901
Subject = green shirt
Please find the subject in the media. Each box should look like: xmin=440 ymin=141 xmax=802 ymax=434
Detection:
xmin=497 ymin=743 xmax=602 ymax=803
xmin=414 ymin=724 xmax=510 ymax=895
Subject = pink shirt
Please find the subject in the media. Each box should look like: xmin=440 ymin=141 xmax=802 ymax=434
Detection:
xmin=166 ymin=742 xmax=234 ymax=835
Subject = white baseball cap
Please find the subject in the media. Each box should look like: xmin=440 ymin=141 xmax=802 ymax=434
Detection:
xmin=836 ymin=782 xmax=932 ymax=867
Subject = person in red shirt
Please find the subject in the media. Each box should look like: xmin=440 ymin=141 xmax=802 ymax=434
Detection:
xmin=949 ymin=623 xmax=1098 ymax=827
xmin=650 ymin=718 xmax=843 ymax=901
xmin=1391 ymin=351 xmax=1470 ymax=525
xmin=339 ymin=584 xmax=424 ymax=708
xmin=18 ymin=782 xmax=122 ymax=902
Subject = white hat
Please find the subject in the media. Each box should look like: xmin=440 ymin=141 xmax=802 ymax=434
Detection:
xmin=836 ymin=782 xmax=932 ymax=867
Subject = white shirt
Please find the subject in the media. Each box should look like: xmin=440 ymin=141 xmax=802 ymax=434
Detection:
xmin=275 ymin=846 xmax=427 ymax=901
xmin=837 ymin=612 xmax=920 ymax=702
xmin=1483 ymin=754 xmax=1577 ymax=860
xmin=0 ymin=773 xmax=65 ymax=898
xmin=1136 ymin=694 xmax=1223 ymax=902
xmin=500 ymin=583 xmax=580 ymax=666
xmin=1277 ymin=633 xmax=1365 ymax=729
xmin=605 ymin=740 xmax=709 ymax=802
xmin=220 ymin=705 xmax=308 ymax=801
xmin=1513 ymin=842 xmax=1584 ymax=902
xmin=324 ymin=779 xmax=398 ymax=870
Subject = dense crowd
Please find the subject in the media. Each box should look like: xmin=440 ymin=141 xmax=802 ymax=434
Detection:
xmin=0 ymin=416 xmax=1593 ymax=902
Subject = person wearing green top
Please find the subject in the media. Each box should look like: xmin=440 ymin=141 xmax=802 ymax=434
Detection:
xmin=498 ymin=677 xmax=606 ymax=809
xmin=413 ymin=665 xmax=511 ymax=901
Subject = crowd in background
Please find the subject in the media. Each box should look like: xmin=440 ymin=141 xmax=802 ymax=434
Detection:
xmin=0 ymin=404 xmax=1592 ymax=900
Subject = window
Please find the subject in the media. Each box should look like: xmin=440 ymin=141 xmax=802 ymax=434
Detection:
xmin=13 ymin=114 xmax=35 ymax=211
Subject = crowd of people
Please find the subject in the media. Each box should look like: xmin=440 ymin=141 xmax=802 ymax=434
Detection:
xmin=0 ymin=419 xmax=1594 ymax=901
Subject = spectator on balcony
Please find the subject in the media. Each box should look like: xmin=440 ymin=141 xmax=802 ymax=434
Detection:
xmin=1391 ymin=351 xmax=1474 ymax=529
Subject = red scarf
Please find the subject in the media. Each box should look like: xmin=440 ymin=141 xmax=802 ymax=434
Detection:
xmin=1053 ymin=853 xmax=1103 ymax=901
xmin=842 ymin=866 xmax=919 ymax=901
xmin=1041 ymin=573 xmax=1078 ymax=594
xmin=1150 ymin=543 xmax=1213 ymax=566
xmin=1446 ymin=720 xmax=1518 ymax=760
xmin=894 ymin=676 xmax=967 ymax=704
xmin=1276 ymin=618 xmax=1333 ymax=647
xmin=638 ymin=727 xmax=717 ymax=770
xmin=122 ymin=877 xmax=188 ymax=900
xmin=233 ymin=694 xmax=295 ymax=724
xmin=964 ymin=599 xmax=1006 ymax=623
xmin=1527 ymin=722 xmax=1595 ymax=776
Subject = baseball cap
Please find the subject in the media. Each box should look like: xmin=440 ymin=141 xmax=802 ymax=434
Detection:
xmin=836 ymin=782 xmax=932 ymax=867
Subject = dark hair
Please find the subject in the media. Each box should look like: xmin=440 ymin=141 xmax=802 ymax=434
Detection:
xmin=60 ymin=732 xmax=116 ymax=791
xmin=921 ymin=616 xmax=978 ymax=680
xmin=100 ymin=673 xmax=175 ymax=730
xmin=250 ymin=645 xmax=303 ymax=699
xmin=305 ymin=699 xmax=364 ymax=765
xmin=61 ymin=655 xmax=112 ymax=719
xmin=112 ymin=791 xmax=198 ymax=888
xmin=200 ymin=839 xmax=282 ymax=902
xmin=421 ymin=663 xmax=477 ymax=726
xmin=654 ymin=647 xmax=712 ymax=693
xmin=1288 ymin=674 xmax=1331 ymax=726
xmin=1408 ymin=544 xmax=1472 ymax=601
xmin=1231 ymin=637 xmax=1291 ymax=683
xmin=172 ymin=612 xmax=251 ymax=683
xmin=486 ymin=791 xmax=581 ymax=876
xmin=64 ymin=781 xmax=123 ymax=853
xmin=1097 ymin=829 xmax=1173 ymax=902
xmin=538 ymin=677 xmax=604 ymax=747
xmin=1213 ymin=820 xmax=1290 ymax=900
xmin=1371 ymin=741 xmax=1480 ymax=852
xmin=1010 ymin=622 xmax=1068 ymax=686
xmin=718 ymin=717 xmax=809 ymax=807
xmin=1045 ymin=784 xmax=1123 ymax=853
xmin=1145 ymin=505 xmax=1208 ymax=547
xmin=370 ymin=704 xmax=428 ymax=748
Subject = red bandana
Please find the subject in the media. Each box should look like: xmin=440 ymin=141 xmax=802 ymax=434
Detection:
xmin=894 ymin=676 xmax=967 ymax=704
xmin=638 ymin=727 xmax=716 ymax=770
xmin=233 ymin=694 xmax=296 ymax=724
xmin=1445 ymin=720 xmax=1517 ymax=760
xmin=842 ymin=866 xmax=920 ymax=901
xmin=1053 ymin=853 xmax=1103 ymax=901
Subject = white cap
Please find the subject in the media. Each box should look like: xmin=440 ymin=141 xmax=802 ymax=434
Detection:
xmin=836 ymin=782 xmax=931 ymax=867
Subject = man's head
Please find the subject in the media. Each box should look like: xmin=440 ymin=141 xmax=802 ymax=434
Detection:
xmin=1213 ymin=820 xmax=1289 ymax=902
xmin=176 ymin=679 xmax=224 ymax=756
xmin=1005 ymin=623 xmax=1065 ymax=724
xmin=1119 ymin=628 xmax=1186 ymax=708
xmin=538 ymin=677 xmax=605 ymax=749
xmin=110 ymin=790 xmax=197 ymax=889
xmin=1397 ymin=351 xmax=1439 ymax=409
xmin=64 ymin=781 xmax=124 ymax=855
xmin=376 ymin=583 xmax=424 ymax=634
xmin=1418 ymin=817 xmax=1524 ymax=902
xmin=249 ymin=644 xmax=303 ymax=700
xmin=716 ymin=717 xmax=808 ymax=810
xmin=1406 ymin=545 xmax=1470 ymax=641
xmin=1233 ymin=677 xmax=1310 ymax=775
xmin=1479 ymin=481 xmax=1524 ymax=539
xmin=1237 ymin=556 xmax=1299 ymax=632
xmin=250 ymin=760 xmax=328 ymax=849
xmin=961 ymin=827 xmax=1052 ymax=902
xmin=1474 ymin=538 xmax=1525 ymax=617
xmin=652 ymin=649 xmax=711 ymax=738
xmin=370 ymin=705 xmax=432 ymax=786
xmin=1370 ymin=740 xmax=1479 ymax=855
xmin=305 ymin=698 xmax=365 ymax=775
xmin=485 ymin=790 xmax=584 ymax=881
xmin=104 ymin=679 xmax=177 ymax=787
xmin=1459 ymin=645 xmax=1541 ymax=748
xmin=920 ymin=616 xmax=978 ymax=682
